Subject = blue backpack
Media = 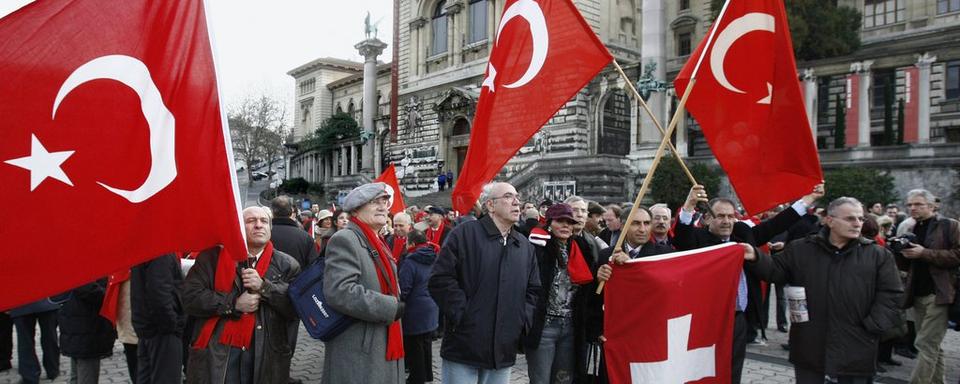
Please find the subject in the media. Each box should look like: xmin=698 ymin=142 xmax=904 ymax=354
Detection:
xmin=288 ymin=257 xmax=354 ymax=341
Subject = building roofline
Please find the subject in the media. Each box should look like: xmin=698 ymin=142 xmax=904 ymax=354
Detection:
xmin=326 ymin=62 xmax=392 ymax=89
xmin=287 ymin=57 xmax=365 ymax=77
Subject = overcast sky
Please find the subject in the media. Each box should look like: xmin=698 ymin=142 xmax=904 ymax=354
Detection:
xmin=0 ymin=0 xmax=394 ymax=107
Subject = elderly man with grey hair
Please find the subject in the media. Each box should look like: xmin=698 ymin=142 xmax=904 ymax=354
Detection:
xmin=429 ymin=182 xmax=541 ymax=384
xmin=649 ymin=203 xmax=674 ymax=247
xmin=896 ymin=189 xmax=960 ymax=384
xmin=181 ymin=206 xmax=301 ymax=384
xmin=564 ymin=196 xmax=608 ymax=262
xmin=386 ymin=212 xmax=413 ymax=261
xmin=747 ymin=197 xmax=903 ymax=383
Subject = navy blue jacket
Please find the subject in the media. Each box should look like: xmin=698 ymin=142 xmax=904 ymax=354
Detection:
xmin=399 ymin=245 xmax=439 ymax=336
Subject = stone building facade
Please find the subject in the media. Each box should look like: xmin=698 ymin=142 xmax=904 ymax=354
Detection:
xmin=289 ymin=0 xmax=960 ymax=214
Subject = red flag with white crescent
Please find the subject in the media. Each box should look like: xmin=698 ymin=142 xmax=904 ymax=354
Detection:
xmin=674 ymin=0 xmax=822 ymax=215
xmin=375 ymin=163 xmax=407 ymax=215
xmin=0 ymin=0 xmax=245 ymax=310
xmin=450 ymin=0 xmax=612 ymax=214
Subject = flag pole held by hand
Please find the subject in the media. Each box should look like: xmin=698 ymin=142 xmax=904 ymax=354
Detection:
xmin=596 ymin=0 xmax=734 ymax=295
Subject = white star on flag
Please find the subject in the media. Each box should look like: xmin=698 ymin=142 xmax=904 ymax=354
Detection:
xmin=4 ymin=134 xmax=75 ymax=191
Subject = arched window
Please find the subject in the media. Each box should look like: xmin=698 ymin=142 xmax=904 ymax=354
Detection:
xmin=431 ymin=1 xmax=448 ymax=56
xmin=599 ymin=90 xmax=631 ymax=155
xmin=347 ymin=100 xmax=355 ymax=115
xmin=452 ymin=118 xmax=470 ymax=136
xmin=468 ymin=0 xmax=488 ymax=44
xmin=335 ymin=103 xmax=343 ymax=114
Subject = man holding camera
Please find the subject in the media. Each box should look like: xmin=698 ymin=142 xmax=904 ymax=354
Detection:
xmin=896 ymin=189 xmax=960 ymax=384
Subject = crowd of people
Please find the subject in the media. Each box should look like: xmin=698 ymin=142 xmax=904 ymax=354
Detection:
xmin=1 ymin=180 xmax=959 ymax=384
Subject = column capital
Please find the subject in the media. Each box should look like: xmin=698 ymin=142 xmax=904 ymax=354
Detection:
xmin=801 ymin=68 xmax=816 ymax=81
xmin=850 ymin=60 xmax=874 ymax=74
xmin=355 ymin=38 xmax=388 ymax=59
xmin=409 ymin=17 xmax=427 ymax=30
xmin=443 ymin=1 xmax=464 ymax=15
xmin=916 ymin=52 xmax=937 ymax=69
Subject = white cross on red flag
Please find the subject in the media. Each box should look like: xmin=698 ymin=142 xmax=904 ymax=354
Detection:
xmin=604 ymin=243 xmax=743 ymax=384
xmin=450 ymin=0 xmax=612 ymax=214
xmin=674 ymin=0 xmax=822 ymax=215
xmin=0 ymin=0 xmax=245 ymax=310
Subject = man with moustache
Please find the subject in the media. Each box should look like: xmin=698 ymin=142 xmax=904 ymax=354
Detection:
xmin=564 ymin=196 xmax=607 ymax=261
xmin=673 ymin=183 xmax=824 ymax=384
xmin=648 ymin=203 xmax=674 ymax=248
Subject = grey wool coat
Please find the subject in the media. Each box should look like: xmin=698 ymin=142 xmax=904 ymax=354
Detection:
xmin=322 ymin=222 xmax=404 ymax=384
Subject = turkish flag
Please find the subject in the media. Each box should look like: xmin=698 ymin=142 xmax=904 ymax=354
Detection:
xmin=450 ymin=0 xmax=612 ymax=214
xmin=604 ymin=243 xmax=743 ymax=384
xmin=674 ymin=0 xmax=822 ymax=215
xmin=375 ymin=164 xmax=407 ymax=215
xmin=0 ymin=0 xmax=246 ymax=311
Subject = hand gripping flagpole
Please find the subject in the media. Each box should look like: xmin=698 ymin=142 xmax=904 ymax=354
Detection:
xmin=610 ymin=59 xmax=697 ymax=185
xmin=596 ymin=0 xmax=733 ymax=295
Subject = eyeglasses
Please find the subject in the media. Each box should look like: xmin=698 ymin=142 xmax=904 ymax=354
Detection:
xmin=367 ymin=196 xmax=391 ymax=207
xmin=830 ymin=215 xmax=866 ymax=224
xmin=491 ymin=193 xmax=521 ymax=202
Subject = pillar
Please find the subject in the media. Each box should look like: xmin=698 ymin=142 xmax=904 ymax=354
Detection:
xmin=856 ymin=60 xmax=873 ymax=147
xmin=355 ymin=38 xmax=387 ymax=173
xmin=917 ymin=53 xmax=936 ymax=144
xmin=802 ymin=68 xmax=817 ymax=136
xmin=638 ymin=0 xmax=666 ymax=150
xmin=444 ymin=2 xmax=463 ymax=66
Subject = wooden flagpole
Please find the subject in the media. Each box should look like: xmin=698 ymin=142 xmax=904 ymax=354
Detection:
xmin=596 ymin=0 xmax=734 ymax=295
xmin=610 ymin=59 xmax=696 ymax=185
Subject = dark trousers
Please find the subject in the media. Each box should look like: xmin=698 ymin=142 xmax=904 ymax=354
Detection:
xmin=123 ymin=343 xmax=138 ymax=384
xmin=775 ymin=283 xmax=787 ymax=329
xmin=795 ymin=366 xmax=873 ymax=384
xmin=137 ymin=334 xmax=183 ymax=384
xmin=13 ymin=310 xmax=60 ymax=384
xmin=732 ymin=311 xmax=748 ymax=384
xmin=225 ymin=344 xmax=255 ymax=384
xmin=0 ymin=312 xmax=12 ymax=366
xmin=403 ymin=332 xmax=434 ymax=384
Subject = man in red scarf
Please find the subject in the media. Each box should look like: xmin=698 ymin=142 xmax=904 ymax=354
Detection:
xmin=425 ymin=206 xmax=451 ymax=246
xmin=181 ymin=206 xmax=301 ymax=384
xmin=386 ymin=212 xmax=413 ymax=262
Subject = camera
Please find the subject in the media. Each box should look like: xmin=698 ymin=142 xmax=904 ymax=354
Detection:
xmin=888 ymin=233 xmax=917 ymax=254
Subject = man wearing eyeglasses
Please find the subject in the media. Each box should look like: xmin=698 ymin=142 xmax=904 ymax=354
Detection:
xmin=429 ymin=182 xmax=541 ymax=384
xmin=747 ymin=197 xmax=903 ymax=384
xmin=897 ymin=189 xmax=960 ymax=384
xmin=673 ymin=183 xmax=824 ymax=384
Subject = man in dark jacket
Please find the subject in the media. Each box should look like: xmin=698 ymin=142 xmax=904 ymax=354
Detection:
xmin=673 ymin=183 xmax=823 ymax=384
xmin=897 ymin=189 xmax=960 ymax=383
xmin=181 ymin=206 xmax=301 ymax=384
xmin=748 ymin=197 xmax=903 ymax=383
xmin=271 ymin=195 xmax=320 ymax=267
xmin=130 ymin=253 xmax=185 ymax=384
xmin=268 ymin=196 xmax=318 ymax=384
xmin=429 ymin=181 xmax=541 ymax=383
xmin=59 ymin=278 xmax=117 ymax=384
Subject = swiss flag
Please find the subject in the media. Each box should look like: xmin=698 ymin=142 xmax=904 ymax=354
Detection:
xmin=450 ymin=0 xmax=612 ymax=214
xmin=375 ymin=163 xmax=407 ymax=215
xmin=604 ymin=243 xmax=743 ymax=384
xmin=674 ymin=0 xmax=822 ymax=215
xmin=0 ymin=0 xmax=245 ymax=310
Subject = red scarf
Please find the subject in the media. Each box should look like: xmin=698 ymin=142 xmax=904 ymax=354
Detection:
xmin=193 ymin=242 xmax=274 ymax=350
xmin=350 ymin=217 xmax=405 ymax=361
xmin=426 ymin=221 xmax=445 ymax=245
xmin=100 ymin=269 xmax=130 ymax=326
xmin=391 ymin=236 xmax=407 ymax=262
xmin=567 ymin=240 xmax=594 ymax=285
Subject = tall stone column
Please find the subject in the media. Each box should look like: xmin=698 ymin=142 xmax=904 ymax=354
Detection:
xmin=856 ymin=60 xmax=873 ymax=147
xmin=917 ymin=53 xmax=936 ymax=144
xmin=444 ymin=2 xmax=463 ymax=66
xmin=802 ymin=68 xmax=817 ymax=136
xmin=638 ymin=0 xmax=666 ymax=151
xmin=355 ymin=38 xmax=387 ymax=173
xmin=409 ymin=18 xmax=427 ymax=77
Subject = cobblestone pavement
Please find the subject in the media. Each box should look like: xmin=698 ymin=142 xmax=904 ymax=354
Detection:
xmin=4 ymin=290 xmax=959 ymax=383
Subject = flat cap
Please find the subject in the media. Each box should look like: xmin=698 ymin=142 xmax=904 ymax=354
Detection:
xmin=342 ymin=182 xmax=394 ymax=212
xmin=427 ymin=206 xmax=446 ymax=215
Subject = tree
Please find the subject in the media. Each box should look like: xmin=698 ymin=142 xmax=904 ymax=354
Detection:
xmin=228 ymin=94 xmax=289 ymax=185
xmin=301 ymin=112 xmax=361 ymax=153
xmin=710 ymin=0 xmax=861 ymax=61
xmin=649 ymin=155 xmax=723 ymax=212
xmin=822 ymin=167 xmax=898 ymax=207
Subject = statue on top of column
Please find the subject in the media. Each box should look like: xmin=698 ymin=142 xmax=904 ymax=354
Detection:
xmin=364 ymin=12 xmax=380 ymax=39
